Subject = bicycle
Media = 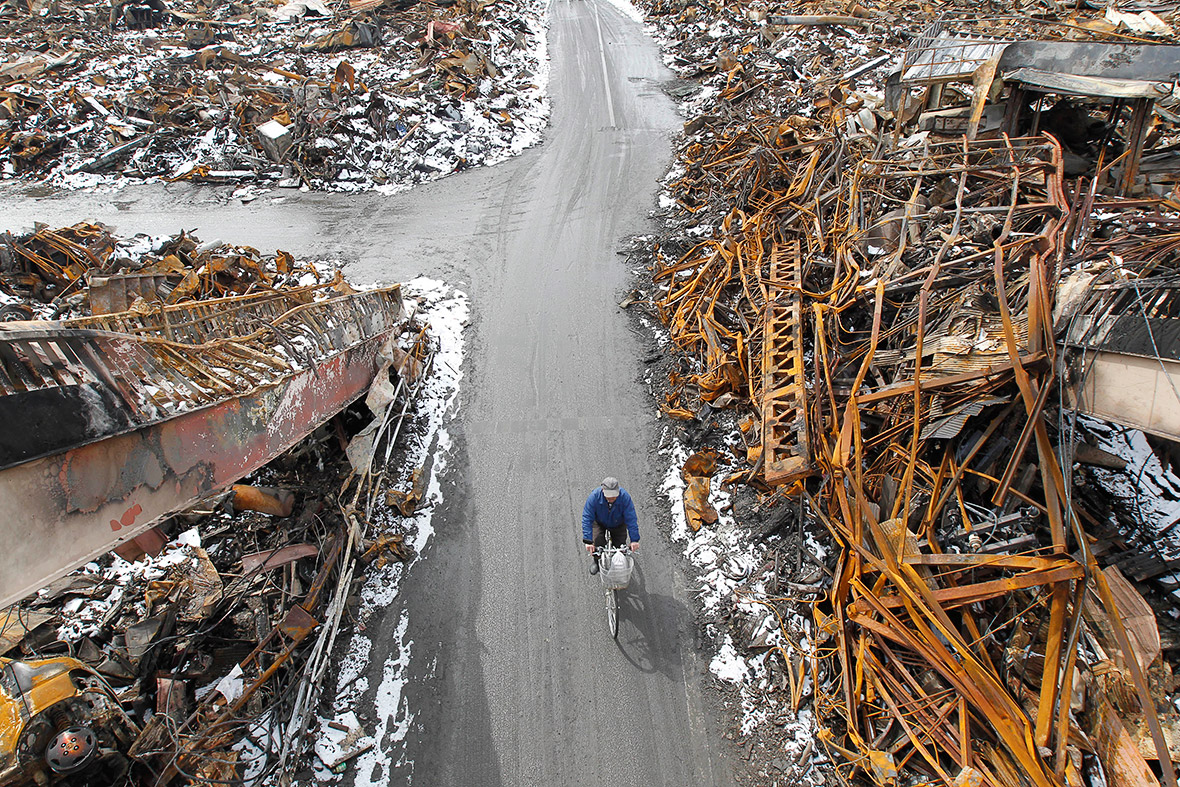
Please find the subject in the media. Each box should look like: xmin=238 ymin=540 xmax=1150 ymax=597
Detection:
xmin=594 ymin=541 xmax=634 ymax=639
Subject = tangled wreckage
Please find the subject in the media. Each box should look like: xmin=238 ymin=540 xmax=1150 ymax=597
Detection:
xmin=14 ymin=0 xmax=1180 ymax=783
xmin=0 ymin=0 xmax=549 ymax=191
xmin=631 ymin=0 xmax=1180 ymax=785
xmin=0 ymin=223 xmax=433 ymax=785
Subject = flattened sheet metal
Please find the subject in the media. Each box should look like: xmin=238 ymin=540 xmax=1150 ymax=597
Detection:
xmin=899 ymin=31 xmax=1011 ymax=83
xmin=1076 ymin=312 xmax=1180 ymax=360
xmin=88 ymin=273 xmax=174 ymax=314
xmin=1068 ymin=348 xmax=1180 ymax=444
xmin=998 ymin=41 xmax=1180 ymax=82
xmin=1004 ymin=67 xmax=1175 ymax=98
xmin=899 ymin=38 xmax=1180 ymax=86
xmin=919 ymin=395 xmax=1009 ymax=441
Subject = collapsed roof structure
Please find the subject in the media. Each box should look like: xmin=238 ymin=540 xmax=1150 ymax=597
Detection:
xmin=634 ymin=1 xmax=1180 ymax=785
xmin=0 ymin=223 xmax=429 ymax=787
xmin=0 ymin=283 xmax=403 ymax=608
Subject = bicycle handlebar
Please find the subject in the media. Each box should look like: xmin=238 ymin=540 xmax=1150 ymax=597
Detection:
xmin=593 ymin=543 xmax=636 ymax=556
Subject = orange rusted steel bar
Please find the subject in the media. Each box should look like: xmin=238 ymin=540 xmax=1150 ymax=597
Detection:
xmin=1035 ymin=583 xmax=1069 ymax=750
xmin=848 ymin=564 xmax=1084 ymax=613
xmin=860 ymin=518 xmax=1060 ymax=787
xmin=992 ymin=371 xmax=1053 ymax=506
xmin=848 ymin=599 xmax=1056 ymax=787
xmin=991 ymin=242 xmax=1068 ymax=549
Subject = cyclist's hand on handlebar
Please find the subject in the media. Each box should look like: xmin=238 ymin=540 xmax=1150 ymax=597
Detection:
xmin=585 ymin=543 xmax=594 ymax=553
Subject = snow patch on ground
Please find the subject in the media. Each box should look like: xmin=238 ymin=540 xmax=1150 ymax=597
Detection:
xmin=659 ymin=438 xmax=758 ymax=614
xmin=658 ymin=428 xmax=821 ymax=773
xmin=233 ymin=711 xmax=285 ymax=783
xmin=710 ymin=634 xmax=747 ymax=683
xmin=314 ymin=280 xmax=468 ymax=783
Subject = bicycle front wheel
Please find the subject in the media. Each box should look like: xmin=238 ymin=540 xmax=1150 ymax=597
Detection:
xmin=606 ymin=587 xmax=618 ymax=639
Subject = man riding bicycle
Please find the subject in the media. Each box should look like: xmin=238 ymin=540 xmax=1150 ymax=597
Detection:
xmin=582 ymin=477 xmax=639 ymax=575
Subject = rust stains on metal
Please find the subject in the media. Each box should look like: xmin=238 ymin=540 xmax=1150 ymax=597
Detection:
xmin=0 ymin=285 xmax=404 ymax=609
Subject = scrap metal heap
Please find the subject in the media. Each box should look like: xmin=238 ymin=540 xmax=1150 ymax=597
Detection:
xmin=0 ymin=0 xmax=547 ymax=189
xmin=634 ymin=0 xmax=1180 ymax=785
xmin=0 ymin=223 xmax=433 ymax=786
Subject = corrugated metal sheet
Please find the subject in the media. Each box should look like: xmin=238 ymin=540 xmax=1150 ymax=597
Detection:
xmin=920 ymin=395 xmax=1009 ymax=441
xmin=1004 ymin=67 xmax=1176 ymax=99
xmin=900 ymin=30 xmax=1011 ymax=83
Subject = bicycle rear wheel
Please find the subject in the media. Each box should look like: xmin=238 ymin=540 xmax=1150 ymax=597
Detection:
xmin=606 ymin=587 xmax=618 ymax=639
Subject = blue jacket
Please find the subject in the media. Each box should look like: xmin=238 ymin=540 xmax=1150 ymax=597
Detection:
xmin=582 ymin=488 xmax=639 ymax=543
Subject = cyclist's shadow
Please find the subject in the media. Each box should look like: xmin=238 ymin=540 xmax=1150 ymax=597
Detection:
xmin=613 ymin=560 xmax=689 ymax=680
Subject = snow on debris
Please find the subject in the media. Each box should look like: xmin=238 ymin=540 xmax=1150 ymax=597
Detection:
xmin=314 ymin=278 xmax=467 ymax=783
xmin=0 ymin=0 xmax=551 ymax=193
xmin=52 ymin=526 xmax=206 ymax=642
xmin=657 ymin=428 xmax=821 ymax=778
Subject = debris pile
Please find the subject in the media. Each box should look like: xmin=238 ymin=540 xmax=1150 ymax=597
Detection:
xmin=0 ymin=221 xmax=342 ymax=320
xmin=0 ymin=223 xmax=448 ymax=785
xmin=0 ymin=0 xmax=549 ymax=191
xmin=630 ymin=0 xmax=1180 ymax=784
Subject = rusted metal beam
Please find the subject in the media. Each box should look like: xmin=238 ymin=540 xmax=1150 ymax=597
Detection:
xmin=761 ymin=242 xmax=812 ymax=485
xmin=856 ymin=355 xmax=1050 ymax=403
xmin=0 ymin=288 xmax=402 ymax=608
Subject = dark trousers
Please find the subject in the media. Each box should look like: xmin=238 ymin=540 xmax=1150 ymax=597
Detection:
xmin=592 ymin=522 xmax=628 ymax=550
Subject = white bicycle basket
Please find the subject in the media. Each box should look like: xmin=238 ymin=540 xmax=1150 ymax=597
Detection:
xmin=602 ymin=550 xmax=633 ymax=590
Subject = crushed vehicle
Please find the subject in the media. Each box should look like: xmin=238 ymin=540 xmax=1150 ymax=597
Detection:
xmin=0 ymin=656 xmax=139 ymax=787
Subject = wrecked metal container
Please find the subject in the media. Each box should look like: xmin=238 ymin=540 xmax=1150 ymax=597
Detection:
xmin=87 ymin=273 xmax=174 ymax=314
xmin=0 ymin=284 xmax=404 ymax=608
